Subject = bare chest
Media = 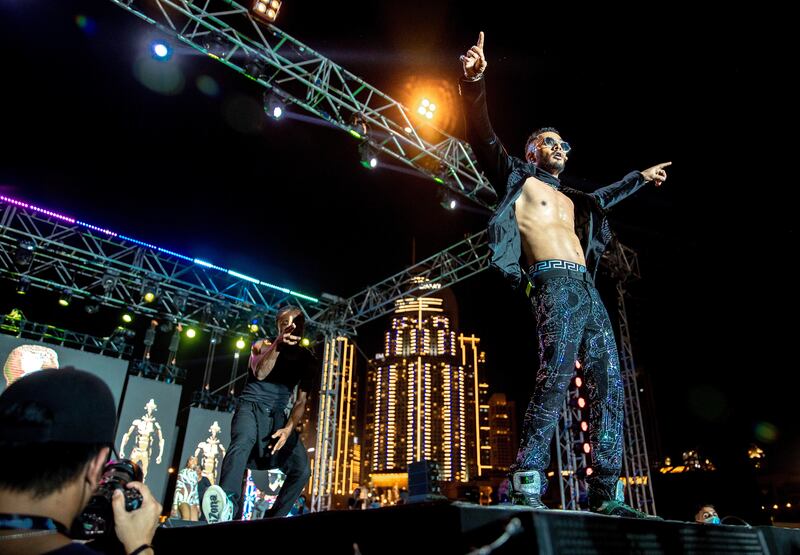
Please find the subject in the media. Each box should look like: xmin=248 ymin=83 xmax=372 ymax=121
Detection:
xmin=514 ymin=177 xmax=575 ymax=225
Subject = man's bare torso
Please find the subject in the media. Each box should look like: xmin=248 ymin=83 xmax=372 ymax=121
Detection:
xmin=514 ymin=176 xmax=585 ymax=268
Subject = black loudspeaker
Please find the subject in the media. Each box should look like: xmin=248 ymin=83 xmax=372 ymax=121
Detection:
xmin=407 ymin=460 xmax=446 ymax=503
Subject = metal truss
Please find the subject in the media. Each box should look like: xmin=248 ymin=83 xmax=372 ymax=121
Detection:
xmin=20 ymin=1 xmax=656 ymax=514
xmin=1 ymin=314 xmax=133 ymax=358
xmin=129 ymin=358 xmax=188 ymax=383
xmin=603 ymin=240 xmax=656 ymax=515
xmin=309 ymin=333 xmax=348 ymax=512
xmin=0 ymin=201 xmax=333 ymax=336
xmin=555 ymin=386 xmax=589 ymax=511
xmin=106 ymin=0 xmax=497 ymax=209
xmin=318 ymin=230 xmax=490 ymax=329
xmin=0 ymin=197 xmax=489 ymax=511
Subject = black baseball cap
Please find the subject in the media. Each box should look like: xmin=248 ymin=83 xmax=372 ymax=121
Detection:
xmin=0 ymin=367 xmax=116 ymax=445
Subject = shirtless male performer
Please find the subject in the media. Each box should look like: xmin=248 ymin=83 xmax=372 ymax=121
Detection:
xmin=459 ymin=31 xmax=670 ymax=517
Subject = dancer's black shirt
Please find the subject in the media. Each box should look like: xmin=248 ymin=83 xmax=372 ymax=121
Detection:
xmin=239 ymin=344 xmax=315 ymax=406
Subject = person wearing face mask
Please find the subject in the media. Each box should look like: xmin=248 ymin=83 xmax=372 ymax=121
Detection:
xmin=695 ymin=504 xmax=721 ymax=525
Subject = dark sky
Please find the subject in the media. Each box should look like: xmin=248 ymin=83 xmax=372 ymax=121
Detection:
xmin=1 ymin=1 xmax=794 ymax=478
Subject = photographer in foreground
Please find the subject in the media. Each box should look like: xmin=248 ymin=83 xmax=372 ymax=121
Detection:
xmin=0 ymin=367 xmax=161 ymax=555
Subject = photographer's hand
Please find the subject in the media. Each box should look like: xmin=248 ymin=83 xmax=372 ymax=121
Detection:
xmin=112 ymin=481 xmax=161 ymax=555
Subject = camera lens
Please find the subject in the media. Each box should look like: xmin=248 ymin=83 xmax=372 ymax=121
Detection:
xmin=72 ymin=459 xmax=144 ymax=538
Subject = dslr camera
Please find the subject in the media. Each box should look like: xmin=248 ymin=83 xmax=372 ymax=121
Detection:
xmin=73 ymin=459 xmax=144 ymax=538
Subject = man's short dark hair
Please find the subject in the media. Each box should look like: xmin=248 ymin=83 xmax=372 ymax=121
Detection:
xmin=276 ymin=305 xmax=301 ymax=322
xmin=0 ymin=400 xmax=105 ymax=498
xmin=525 ymin=126 xmax=562 ymax=161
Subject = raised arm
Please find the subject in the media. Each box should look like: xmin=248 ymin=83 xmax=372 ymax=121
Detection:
xmin=591 ymin=162 xmax=671 ymax=210
xmin=250 ymin=326 xmax=300 ymax=380
xmin=459 ymin=31 xmax=514 ymax=195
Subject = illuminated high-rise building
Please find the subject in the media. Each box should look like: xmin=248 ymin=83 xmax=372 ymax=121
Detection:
xmin=488 ymin=393 xmax=517 ymax=474
xmin=460 ymin=333 xmax=491 ymax=479
xmin=303 ymin=337 xmax=360 ymax=509
xmin=331 ymin=337 xmax=360 ymax=505
xmin=364 ymin=279 xmax=488 ymax=483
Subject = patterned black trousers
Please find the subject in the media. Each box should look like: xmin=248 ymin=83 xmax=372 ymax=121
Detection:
xmin=511 ymin=261 xmax=624 ymax=506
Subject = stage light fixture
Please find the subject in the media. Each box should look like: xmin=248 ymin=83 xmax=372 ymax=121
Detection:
xmin=252 ymin=0 xmax=281 ymax=23
xmin=212 ymin=304 xmax=229 ymax=322
xmin=438 ymin=190 xmax=457 ymax=210
xmin=16 ymin=276 xmax=31 ymax=295
xmin=141 ymin=281 xmax=158 ymax=303
xmin=575 ymin=376 xmax=583 ymax=388
xmin=14 ymin=239 xmax=35 ymax=266
xmin=349 ymin=112 xmax=369 ymax=140
xmin=435 ymin=161 xmax=457 ymax=190
xmin=185 ymin=328 xmax=197 ymax=338
xmin=172 ymin=294 xmax=188 ymax=314
xmin=264 ymin=91 xmax=285 ymax=120
xmin=359 ymin=141 xmax=378 ymax=169
xmin=58 ymin=289 xmax=73 ymax=307
xmin=577 ymin=397 xmax=586 ymax=409
xmin=122 ymin=312 xmax=133 ymax=323
xmin=300 ymin=338 xmax=310 ymax=347
xmin=151 ymin=39 xmax=173 ymax=61
xmin=202 ymin=32 xmax=229 ymax=59
xmin=244 ymin=57 xmax=268 ymax=81
xmin=581 ymin=421 xmax=589 ymax=432
xmin=101 ymin=271 xmax=119 ymax=296
xmin=236 ymin=337 xmax=246 ymax=350
xmin=418 ymin=98 xmax=437 ymax=120
xmin=111 ymin=327 xmax=136 ymax=348
xmin=85 ymin=303 xmax=100 ymax=314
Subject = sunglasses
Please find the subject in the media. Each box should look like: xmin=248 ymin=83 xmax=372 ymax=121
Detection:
xmin=538 ymin=136 xmax=571 ymax=153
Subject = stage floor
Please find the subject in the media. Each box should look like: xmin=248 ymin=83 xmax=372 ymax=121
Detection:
xmin=154 ymin=501 xmax=800 ymax=554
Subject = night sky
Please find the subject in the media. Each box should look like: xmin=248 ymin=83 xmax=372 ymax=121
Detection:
xmin=1 ymin=1 xmax=793 ymax=485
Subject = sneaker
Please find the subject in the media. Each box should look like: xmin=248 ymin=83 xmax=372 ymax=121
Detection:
xmin=615 ymin=479 xmax=625 ymax=502
xmin=511 ymin=470 xmax=548 ymax=510
xmin=593 ymin=499 xmax=662 ymax=520
xmin=203 ymin=485 xmax=234 ymax=523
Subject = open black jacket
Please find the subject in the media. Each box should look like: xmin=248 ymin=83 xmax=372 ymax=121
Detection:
xmin=459 ymin=76 xmax=649 ymax=290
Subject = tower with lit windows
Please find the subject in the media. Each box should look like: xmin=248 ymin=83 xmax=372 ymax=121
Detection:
xmin=364 ymin=279 xmax=488 ymax=483
xmin=488 ymin=393 xmax=517 ymax=474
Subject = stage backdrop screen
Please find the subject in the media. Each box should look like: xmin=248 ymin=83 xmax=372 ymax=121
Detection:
xmin=0 ymin=335 xmax=128 ymax=408
xmin=115 ymin=376 xmax=182 ymax=504
xmin=177 ymin=407 xmax=233 ymax=487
